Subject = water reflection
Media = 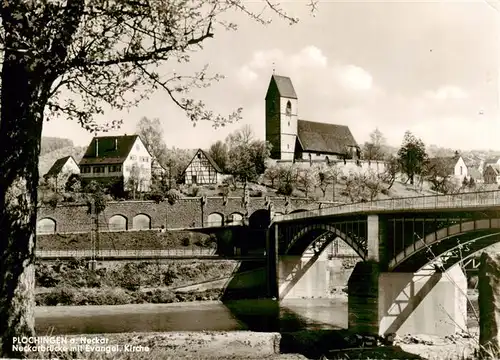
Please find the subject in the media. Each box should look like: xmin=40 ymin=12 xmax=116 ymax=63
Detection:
xmin=35 ymin=298 xmax=347 ymax=335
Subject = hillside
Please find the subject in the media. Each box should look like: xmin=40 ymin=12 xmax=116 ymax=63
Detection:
xmin=39 ymin=144 xmax=86 ymax=177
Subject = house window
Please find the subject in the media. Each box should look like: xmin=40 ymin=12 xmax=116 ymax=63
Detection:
xmin=130 ymin=155 xmax=137 ymax=160
xmin=109 ymin=165 xmax=114 ymax=172
xmin=288 ymin=121 xmax=290 ymax=127
xmin=460 ymin=166 xmax=463 ymax=175
xmin=192 ymin=175 xmax=197 ymax=184
xmin=316 ymin=153 xmax=321 ymax=157
xmin=136 ymin=144 xmax=140 ymax=151
xmin=287 ymin=144 xmax=290 ymax=150
xmin=197 ymin=153 xmax=201 ymax=159
xmin=93 ymin=166 xmax=104 ymax=174
xmin=286 ymin=100 xmax=291 ymax=116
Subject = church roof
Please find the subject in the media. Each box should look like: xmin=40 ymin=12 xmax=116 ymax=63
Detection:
xmin=266 ymin=75 xmax=297 ymax=99
xmin=297 ymin=120 xmax=358 ymax=154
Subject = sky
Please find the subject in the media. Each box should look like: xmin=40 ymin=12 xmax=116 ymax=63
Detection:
xmin=41 ymin=0 xmax=500 ymax=151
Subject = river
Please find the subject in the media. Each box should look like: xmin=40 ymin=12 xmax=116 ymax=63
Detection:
xmin=35 ymin=298 xmax=348 ymax=335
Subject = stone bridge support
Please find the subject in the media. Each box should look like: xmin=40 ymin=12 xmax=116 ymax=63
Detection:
xmin=348 ymin=215 xmax=468 ymax=337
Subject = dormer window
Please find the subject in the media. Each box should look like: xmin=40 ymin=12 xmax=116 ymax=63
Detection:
xmin=286 ymin=100 xmax=292 ymax=116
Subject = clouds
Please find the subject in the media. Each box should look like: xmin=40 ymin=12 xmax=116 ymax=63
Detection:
xmin=333 ymin=65 xmax=373 ymax=92
xmin=230 ymin=45 xmax=497 ymax=151
xmin=424 ymin=85 xmax=468 ymax=100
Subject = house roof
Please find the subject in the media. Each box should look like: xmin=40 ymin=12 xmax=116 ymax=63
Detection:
xmin=427 ymin=156 xmax=460 ymax=174
xmin=485 ymin=164 xmax=500 ymax=175
xmin=296 ymin=119 xmax=358 ymax=154
xmin=79 ymin=135 xmax=140 ymax=165
xmin=45 ymin=156 xmax=75 ymax=177
xmin=265 ymin=75 xmax=297 ymax=99
xmin=184 ymin=149 xmax=223 ymax=174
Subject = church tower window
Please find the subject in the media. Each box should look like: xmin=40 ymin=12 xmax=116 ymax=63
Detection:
xmin=286 ymin=100 xmax=292 ymax=116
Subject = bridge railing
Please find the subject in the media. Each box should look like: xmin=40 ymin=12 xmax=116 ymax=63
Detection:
xmin=36 ymin=248 xmax=217 ymax=259
xmin=274 ymin=190 xmax=500 ymax=222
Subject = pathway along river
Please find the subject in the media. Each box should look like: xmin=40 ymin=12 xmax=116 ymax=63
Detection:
xmin=35 ymin=298 xmax=347 ymax=335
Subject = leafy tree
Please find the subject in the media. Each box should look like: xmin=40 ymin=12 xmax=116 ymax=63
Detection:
xmin=165 ymin=147 xmax=196 ymax=185
xmin=136 ymin=117 xmax=168 ymax=167
xmin=65 ymin=173 xmax=81 ymax=193
xmin=0 ymin=0 xmax=314 ymax=352
xmin=362 ymin=128 xmax=387 ymax=161
xmin=208 ymin=140 xmax=228 ymax=173
xmin=315 ymin=164 xmax=340 ymax=200
xmin=264 ymin=163 xmax=281 ymax=188
xmin=276 ymin=164 xmax=297 ymax=196
xmin=397 ymin=131 xmax=428 ymax=185
xmin=382 ymin=155 xmax=400 ymax=190
xmin=469 ymin=177 xmax=476 ymax=189
xmin=226 ymin=126 xmax=270 ymax=186
xmin=297 ymin=168 xmax=318 ymax=198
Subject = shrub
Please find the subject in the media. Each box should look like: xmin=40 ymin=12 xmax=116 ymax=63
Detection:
xmin=166 ymin=189 xmax=182 ymax=205
xmin=381 ymin=188 xmax=390 ymax=195
xmin=181 ymin=236 xmax=191 ymax=247
xmin=277 ymin=183 xmax=293 ymax=196
xmin=182 ymin=185 xmax=199 ymax=197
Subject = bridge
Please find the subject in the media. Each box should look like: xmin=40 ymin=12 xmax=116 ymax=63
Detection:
xmin=268 ymin=190 xmax=500 ymax=338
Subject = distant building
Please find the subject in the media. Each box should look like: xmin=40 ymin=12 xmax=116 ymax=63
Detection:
xmin=265 ymin=74 xmax=359 ymax=163
xmin=427 ymin=154 xmax=468 ymax=182
xmin=151 ymin=157 xmax=167 ymax=178
xmin=468 ymin=167 xmax=483 ymax=184
xmin=183 ymin=149 xmax=226 ymax=185
xmin=79 ymin=134 xmax=152 ymax=192
xmin=483 ymin=164 xmax=500 ymax=184
xmin=44 ymin=156 xmax=80 ymax=190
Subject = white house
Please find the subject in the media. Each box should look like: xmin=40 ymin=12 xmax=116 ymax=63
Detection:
xmin=44 ymin=156 xmax=80 ymax=190
xmin=79 ymin=134 xmax=152 ymax=192
xmin=427 ymin=154 xmax=468 ymax=182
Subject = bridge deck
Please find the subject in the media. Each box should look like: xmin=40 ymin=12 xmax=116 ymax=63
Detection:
xmin=274 ymin=190 xmax=500 ymax=223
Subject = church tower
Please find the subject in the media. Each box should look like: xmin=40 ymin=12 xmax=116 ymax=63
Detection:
xmin=265 ymin=75 xmax=298 ymax=161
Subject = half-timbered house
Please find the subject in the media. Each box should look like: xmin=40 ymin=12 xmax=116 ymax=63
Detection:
xmin=183 ymin=149 xmax=226 ymax=185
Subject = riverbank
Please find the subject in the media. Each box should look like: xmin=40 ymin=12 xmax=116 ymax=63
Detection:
xmin=35 ymin=259 xmax=239 ymax=306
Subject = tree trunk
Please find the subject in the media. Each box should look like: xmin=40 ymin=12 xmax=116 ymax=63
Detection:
xmin=0 ymin=52 xmax=46 ymax=357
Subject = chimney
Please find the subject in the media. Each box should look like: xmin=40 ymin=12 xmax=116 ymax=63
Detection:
xmin=114 ymin=138 xmax=118 ymax=150
xmin=95 ymin=138 xmax=99 ymax=157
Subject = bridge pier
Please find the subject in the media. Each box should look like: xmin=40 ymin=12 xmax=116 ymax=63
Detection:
xmin=278 ymin=251 xmax=330 ymax=300
xmin=348 ymin=261 xmax=467 ymax=337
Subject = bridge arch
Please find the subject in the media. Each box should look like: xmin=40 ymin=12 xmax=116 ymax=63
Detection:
xmin=249 ymin=209 xmax=270 ymax=229
xmin=132 ymin=213 xmax=151 ymax=230
xmin=290 ymin=209 xmax=307 ymax=214
xmin=37 ymin=217 xmax=57 ymax=234
xmin=207 ymin=212 xmax=224 ymax=227
xmin=286 ymin=223 xmax=366 ymax=259
xmin=108 ymin=214 xmax=128 ymax=231
xmin=390 ymin=218 xmax=500 ymax=272
xmin=227 ymin=212 xmax=243 ymax=225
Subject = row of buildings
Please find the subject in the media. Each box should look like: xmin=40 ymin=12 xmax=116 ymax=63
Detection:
xmin=43 ymin=74 xmax=500 ymax=192
xmin=43 ymin=135 xmax=227 ymax=192
xmin=45 ymin=74 xmax=362 ymax=191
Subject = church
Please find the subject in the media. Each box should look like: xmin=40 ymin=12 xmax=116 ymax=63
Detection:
xmin=265 ymin=74 xmax=360 ymax=163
